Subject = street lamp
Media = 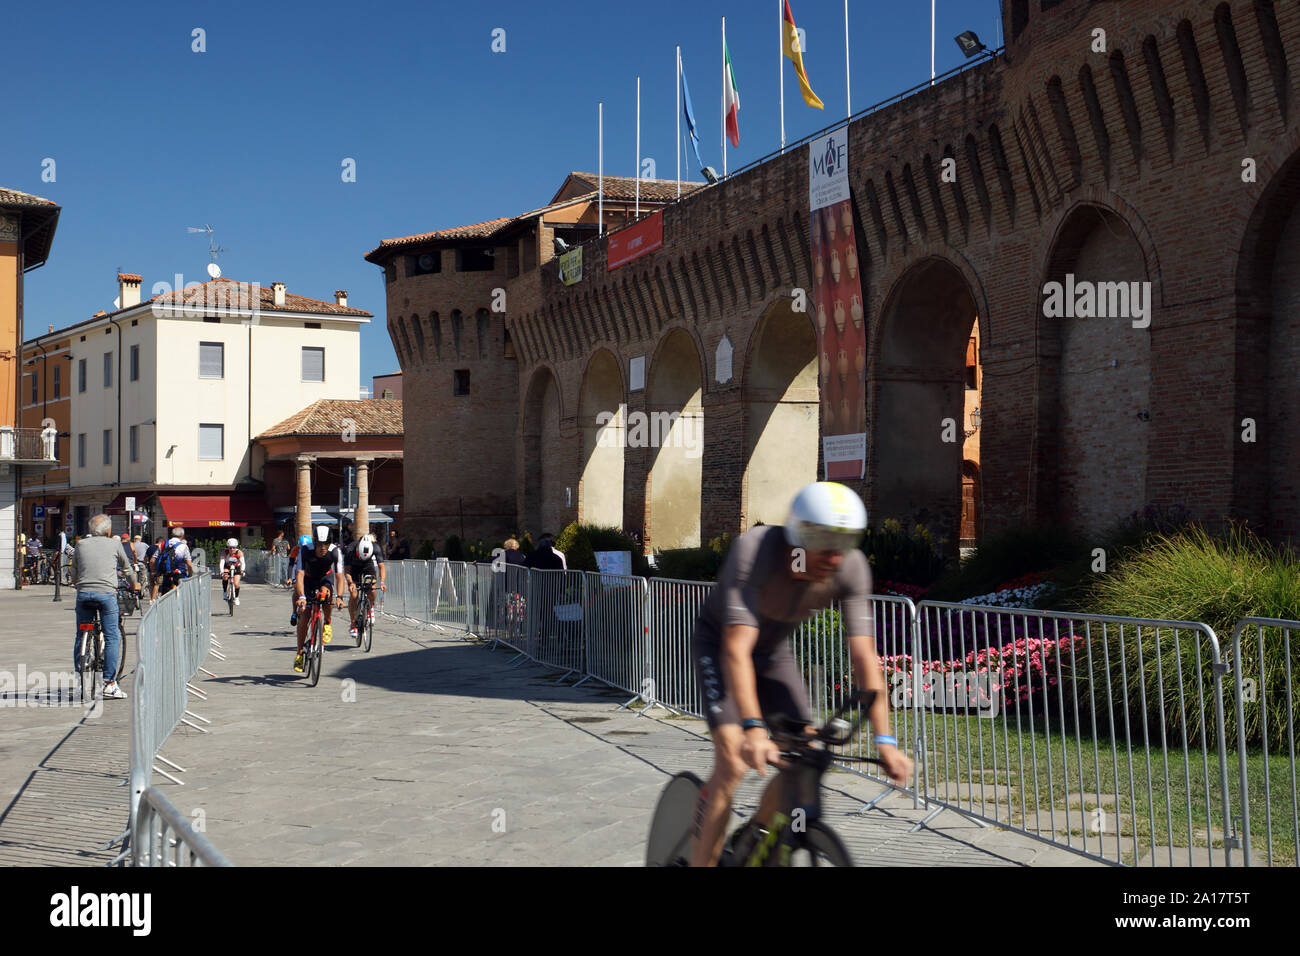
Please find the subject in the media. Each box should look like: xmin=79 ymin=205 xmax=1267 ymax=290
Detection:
xmin=955 ymin=31 xmax=987 ymax=58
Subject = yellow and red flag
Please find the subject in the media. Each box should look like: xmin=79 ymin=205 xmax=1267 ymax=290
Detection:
xmin=782 ymin=0 xmax=824 ymax=110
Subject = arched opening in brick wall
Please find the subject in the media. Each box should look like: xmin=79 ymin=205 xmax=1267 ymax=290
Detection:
xmin=1039 ymin=205 xmax=1151 ymax=535
xmin=1236 ymin=147 xmax=1300 ymax=539
xmin=743 ymin=298 xmax=818 ymax=528
xmin=872 ymin=258 xmax=978 ymax=551
xmin=578 ymin=349 xmax=625 ymax=528
xmin=645 ymin=328 xmax=704 ymax=550
xmin=522 ymin=367 xmax=566 ymax=538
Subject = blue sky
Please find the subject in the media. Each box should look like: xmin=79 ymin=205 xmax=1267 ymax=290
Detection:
xmin=3 ymin=0 xmax=1001 ymax=387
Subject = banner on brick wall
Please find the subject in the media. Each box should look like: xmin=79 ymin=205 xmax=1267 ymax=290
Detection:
xmin=560 ymin=246 xmax=583 ymax=285
xmin=607 ymin=211 xmax=663 ymax=270
xmin=809 ymin=129 xmax=866 ymax=480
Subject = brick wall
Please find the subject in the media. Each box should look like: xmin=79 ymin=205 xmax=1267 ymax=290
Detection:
xmin=379 ymin=0 xmax=1300 ymax=549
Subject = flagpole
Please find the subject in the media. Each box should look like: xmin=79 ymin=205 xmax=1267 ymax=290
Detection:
xmin=676 ymin=46 xmax=682 ymax=198
xmin=721 ymin=16 xmax=727 ymax=177
xmin=636 ymin=75 xmax=641 ymax=217
xmin=779 ymin=0 xmax=785 ymax=154
xmin=931 ymin=0 xmax=936 ymax=86
xmin=598 ymin=101 xmax=604 ymax=235
xmin=845 ymin=0 xmax=852 ymax=119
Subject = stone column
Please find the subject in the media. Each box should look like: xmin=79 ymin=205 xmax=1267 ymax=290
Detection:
xmin=355 ymin=458 xmax=373 ymax=538
xmin=295 ymin=455 xmax=314 ymax=540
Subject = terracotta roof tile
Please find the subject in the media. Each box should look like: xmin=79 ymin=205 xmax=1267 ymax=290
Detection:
xmin=566 ymin=172 xmax=705 ymax=202
xmin=0 ymin=187 xmax=58 ymax=209
xmin=117 ymin=272 xmax=142 ymax=283
xmin=258 ymin=399 xmax=403 ymax=439
xmin=146 ymin=277 xmax=371 ymax=317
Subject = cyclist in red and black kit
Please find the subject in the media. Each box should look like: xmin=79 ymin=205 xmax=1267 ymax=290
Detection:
xmin=688 ymin=481 xmax=914 ymax=866
xmin=293 ymin=525 xmax=345 ymax=673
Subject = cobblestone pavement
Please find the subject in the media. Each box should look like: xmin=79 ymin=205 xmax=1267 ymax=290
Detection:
xmin=0 ymin=583 xmax=1103 ymax=866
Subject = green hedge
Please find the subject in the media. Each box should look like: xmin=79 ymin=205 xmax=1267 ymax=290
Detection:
xmin=1074 ymin=524 xmax=1300 ymax=750
xmin=554 ymin=523 xmax=649 ymax=576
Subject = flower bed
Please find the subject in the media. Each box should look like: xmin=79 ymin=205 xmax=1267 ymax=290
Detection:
xmin=958 ymin=580 xmax=1056 ymax=608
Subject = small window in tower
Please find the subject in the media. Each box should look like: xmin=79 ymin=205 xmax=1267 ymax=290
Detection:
xmin=965 ymin=336 xmax=978 ymax=390
xmin=456 ymin=247 xmax=495 ymax=272
xmin=407 ymin=252 xmax=441 ymax=276
xmin=454 ymin=369 xmax=471 ymax=395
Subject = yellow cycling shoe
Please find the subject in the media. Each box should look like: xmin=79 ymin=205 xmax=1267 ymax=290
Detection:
xmin=322 ymin=624 xmax=332 ymax=644
xmin=294 ymin=653 xmax=305 ymax=673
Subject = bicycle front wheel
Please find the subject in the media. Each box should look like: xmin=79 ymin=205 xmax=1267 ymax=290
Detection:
xmin=308 ymin=621 xmax=323 ymax=687
xmin=362 ymin=609 xmax=373 ymax=653
xmin=787 ymin=821 xmax=853 ymax=867
xmin=646 ymin=772 xmax=702 ymax=867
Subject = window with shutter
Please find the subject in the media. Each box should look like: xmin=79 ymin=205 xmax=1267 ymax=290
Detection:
xmin=31 ymin=370 xmax=38 ymax=404
xmin=53 ymin=365 xmax=61 ymax=398
xmin=78 ymin=433 xmax=85 ymax=468
xmin=104 ymin=352 xmax=113 ymax=388
xmin=302 ymin=347 xmax=325 ymax=382
xmin=130 ymin=344 xmax=140 ymax=382
xmin=102 ymin=429 xmax=112 ymax=466
xmin=78 ymin=359 xmax=86 ymax=393
xmin=130 ymin=425 xmax=139 ymax=463
xmin=199 ymin=424 xmax=224 ymax=460
xmin=199 ymin=342 xmax=224 ymax=379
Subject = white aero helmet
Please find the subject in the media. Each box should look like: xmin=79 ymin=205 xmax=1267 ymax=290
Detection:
xmin=226 ymin=538 xmax=239 ymax=549
xmin=315 ymin=524 xmax=331 ymax=543
xmin=785 ymin=481 xmax=867 ymax=553
xmin=357 ymin=539 xmax=374 ymax=560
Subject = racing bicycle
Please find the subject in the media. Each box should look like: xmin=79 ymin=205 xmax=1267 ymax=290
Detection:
xmin=645 ymin=690 xmax=885 ymax=867
xmin=354 ymin=574 xmax=377 ymax=653
xmin=300 ymin=586 xmax=332 ymax=687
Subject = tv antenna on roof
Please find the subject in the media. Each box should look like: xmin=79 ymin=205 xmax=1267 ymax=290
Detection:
xmin=187 ymin=224 xmax=227 ymax=278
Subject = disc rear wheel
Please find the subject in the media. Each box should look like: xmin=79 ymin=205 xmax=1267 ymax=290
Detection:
xmin=646 ymin=772 xmax=703 ymax=867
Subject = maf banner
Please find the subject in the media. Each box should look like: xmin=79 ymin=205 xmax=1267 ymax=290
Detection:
xmin=809 ymin=129 xmax=866 ymax=480
xmin=560 ymin=246 xmax=583 ymax=285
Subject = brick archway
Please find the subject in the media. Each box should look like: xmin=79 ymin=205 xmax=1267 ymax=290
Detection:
xmin=870 ymin=257 xmax=980 ymax=549
xmin=578 ymin=348 xmax=626 ymax=528
xmin=644 ymin=327 xmax=704 ymax=550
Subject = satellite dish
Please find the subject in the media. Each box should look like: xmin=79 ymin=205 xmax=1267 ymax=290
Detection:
xmin=207 ymin=262 xmax=222 ymax=279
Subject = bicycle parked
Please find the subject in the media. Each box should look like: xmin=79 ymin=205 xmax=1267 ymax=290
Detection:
xmin=646 ymin=690 xmax=884 ymax=867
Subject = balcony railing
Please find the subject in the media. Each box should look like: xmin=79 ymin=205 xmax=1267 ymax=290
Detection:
xmin=0 ymin=427 xmax=58 ymax=464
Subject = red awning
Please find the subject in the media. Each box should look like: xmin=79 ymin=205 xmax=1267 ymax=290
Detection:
xmin=157 ymin=494 xmax=274 ymax=528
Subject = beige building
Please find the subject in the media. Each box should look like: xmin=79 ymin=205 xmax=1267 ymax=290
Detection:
xmin=46 ymin=274 xmax=370 ymax=538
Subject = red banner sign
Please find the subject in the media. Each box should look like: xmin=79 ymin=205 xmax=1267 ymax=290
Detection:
xmin=607 ymin=211 xmax=663 ymax=270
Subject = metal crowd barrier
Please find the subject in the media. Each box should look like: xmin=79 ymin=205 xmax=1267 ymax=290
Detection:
xmin=911 ymin=603 xmax=1233 ymax=867
xmin=375 ymin=558 xmax=1298 ymax=867
xmin=134 ymin=786 xmax=233 ymax=867
xmin=1229 ymin=618 xmax=1300 ymax=868
xmin=128 ymin=570 xmax=230 ymax=866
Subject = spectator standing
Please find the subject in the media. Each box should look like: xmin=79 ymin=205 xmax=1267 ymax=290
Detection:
xmin=132 ymin=534 xmax=149 ymax=563
xmin=524 ymin=535 xmax=564 ymax=572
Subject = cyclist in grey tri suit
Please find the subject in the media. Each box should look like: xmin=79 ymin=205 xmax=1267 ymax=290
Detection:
xmin=688 ymin=481 xmax=914 ymax=866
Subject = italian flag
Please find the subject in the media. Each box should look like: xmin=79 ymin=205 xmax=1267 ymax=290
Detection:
xmin=724 ymin=40 xmax=740 ymax=147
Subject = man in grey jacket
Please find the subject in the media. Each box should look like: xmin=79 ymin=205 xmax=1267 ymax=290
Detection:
xmin=71 ymin=514 xmax=139 ymax=700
